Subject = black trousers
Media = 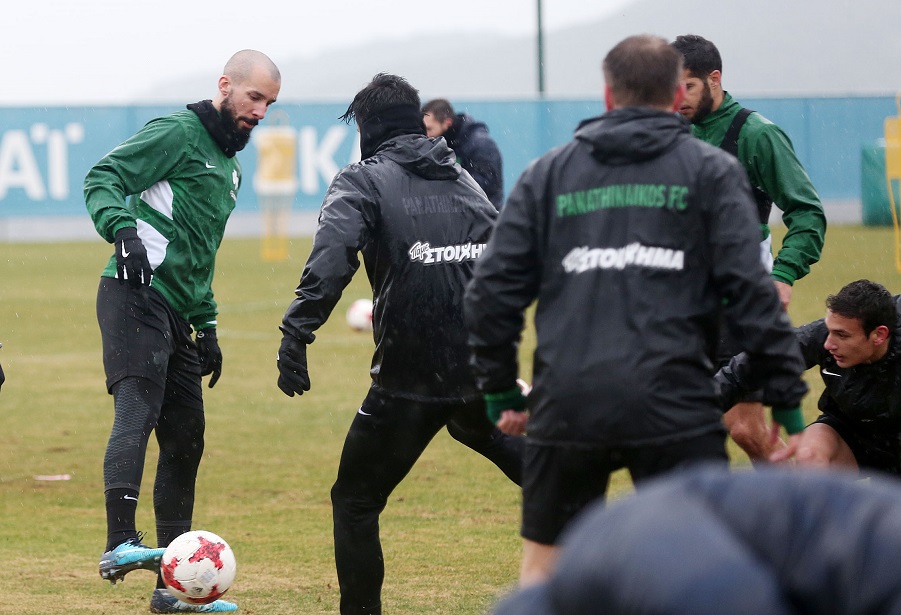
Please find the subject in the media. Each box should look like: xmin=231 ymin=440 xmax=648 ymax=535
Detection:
xmin=97 ymin=278 xmax=204 ymax=548
xmin=331 ymin=386 xmax=524 ymax=615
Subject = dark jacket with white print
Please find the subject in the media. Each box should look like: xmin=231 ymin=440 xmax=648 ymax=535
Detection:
xmin=465 ymin=108 xmax=805 ymax=446
xmin=281 ymin=134 xmax=497 ymax=401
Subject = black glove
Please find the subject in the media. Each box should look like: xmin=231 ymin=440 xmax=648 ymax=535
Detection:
xmin=0 ymin=342 xmax=4 ymax=395
xmin=114 ymin=227 xmax=153 ymax=288
xmin=196 ymin=328 xmax=222 ymax=388
xmin=277 ymin=334 xmax=310 ymax=397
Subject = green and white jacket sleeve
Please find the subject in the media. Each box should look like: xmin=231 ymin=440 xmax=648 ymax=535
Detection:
xmin=739 ymin=122 xmax=827 ymax=285
xmin=84 ymin=117 xmax=188 ymax=242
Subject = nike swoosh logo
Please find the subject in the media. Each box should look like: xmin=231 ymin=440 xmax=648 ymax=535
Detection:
xmin=123 ymin=495 xmax=138 ymax=501
xmin=822 ymin=368 xmax=842 ymax=377
xmin=205 ymin=162 xmax=216 ymax=169
xmin=357 ymin=408 xmax=372 ymax=416
xmin=121 ymin=245 xmax=130 ymax=258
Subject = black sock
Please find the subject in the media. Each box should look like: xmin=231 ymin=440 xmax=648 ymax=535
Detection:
xmin=154 ymin=520 xmax=192 ymax=589
xmin=105 ymin=488 xmax=140 ymax=551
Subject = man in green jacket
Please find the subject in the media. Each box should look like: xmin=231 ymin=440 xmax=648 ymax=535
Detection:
xmin=672 ymin=34 xmax=827 ymax=462
xmin=85 ymin=50 xmax=280 ymax=613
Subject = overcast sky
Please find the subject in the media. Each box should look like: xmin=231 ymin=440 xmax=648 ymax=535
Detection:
xmin=6 ymin=0 xmax=636 ymax=105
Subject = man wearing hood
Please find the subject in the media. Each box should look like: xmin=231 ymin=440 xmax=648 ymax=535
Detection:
xmin=464 ymin=34 xmax=807 ymax=586
xmin=422 ymin=98 xmax=504 ymax=208
xmin=276 ymin=73 xmax=524 ymax=615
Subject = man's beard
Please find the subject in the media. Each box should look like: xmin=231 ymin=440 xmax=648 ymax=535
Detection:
xmin=691 ymin=81 xmax=715 ymax=124
xmin=220 ymin=96 xmax=257 ymax=151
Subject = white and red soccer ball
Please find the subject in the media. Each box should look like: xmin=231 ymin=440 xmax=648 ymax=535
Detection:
xmin=346 ymin=298 xmax=373 ymax=332
xmin=161 ymin=530 xmax=237 ymax=605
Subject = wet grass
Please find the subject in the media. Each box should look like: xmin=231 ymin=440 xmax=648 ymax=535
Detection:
xmin=0 ymin=222 xmax=895 ymax=614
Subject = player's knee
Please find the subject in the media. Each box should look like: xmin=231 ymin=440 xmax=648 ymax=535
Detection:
xmin=727 ymin=420 xmax=765 ymax=452
xmin=724 ymin=404 xmax=768 ymax=452
xmin=519 ymin=542 xmax=558 ymax=588
xmin=447 ymin=423 xmax=494 ymax=451
xmin=794 ymin=443 xmax=831 ymax=468
xmin=331 ymin=482 xmax=385 ymax=524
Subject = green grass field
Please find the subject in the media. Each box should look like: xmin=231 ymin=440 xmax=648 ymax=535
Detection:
xmin=0 ymin=223 xmax=897 ymax=614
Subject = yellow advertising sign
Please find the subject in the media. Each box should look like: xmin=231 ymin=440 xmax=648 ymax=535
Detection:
xmin=887 ymin=94 xmax=901 ymax=271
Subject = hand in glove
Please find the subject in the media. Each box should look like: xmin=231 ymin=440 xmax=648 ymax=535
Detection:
xmin=277 ymin=334 xmax=310 ymax=397
xmin=485 ymin=383 xmax=529 ymax=436
xmin=114 ymin=227 xmax=153 ymax=288
xmin=0 ymin=342 xmax=4 ymax=395
xmin=196 ymin=328 xmax=222 ymax=388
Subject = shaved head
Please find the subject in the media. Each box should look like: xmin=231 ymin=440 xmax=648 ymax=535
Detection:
xmin=223 ymin=49 xmax=281 ymax=85
xmin=211 ymin=50 xmax=281 ymax=151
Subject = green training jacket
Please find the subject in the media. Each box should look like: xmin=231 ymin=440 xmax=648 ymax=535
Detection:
xmin=690 ymin=92 xmax=826 ymax=285
xmin=84 ymin=109 xmax=241 ymax=329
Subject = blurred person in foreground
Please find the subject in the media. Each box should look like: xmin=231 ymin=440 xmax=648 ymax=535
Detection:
xmin=490 ymin=465 xmax=901 ymax=615
xmin=276 ymin=73 xmax=524 ymax=615
xmin=84 ymin=50 xmax=281 ymax=613
xmin=672 ymin=34 xmax=827 ymax=463
xmin=422 ymin=98 xmax=504 ymax=208
xmin=464 ymin=34 xmax=807 ymax=586
xmin=719 ymin=279 xmax=901 ymax=475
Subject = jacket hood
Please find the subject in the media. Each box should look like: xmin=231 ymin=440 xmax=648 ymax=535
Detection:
xmin=446 ymin=113 xmax=488 ymax=144
xmin=378 ymin=134 xmax=462 ymax=181
xmin=575 ymin=107 xmax=690 ymax=165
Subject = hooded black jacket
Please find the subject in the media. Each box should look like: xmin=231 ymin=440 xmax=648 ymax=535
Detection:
xmin=445 ymin=113 xmax=504 ymax=208
xmin=281 ymin=133 xmax=497 ymax=401
xmin=465 ymin=108 xmax=806 ymax=447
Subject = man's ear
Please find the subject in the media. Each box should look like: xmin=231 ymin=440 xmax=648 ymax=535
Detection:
xmin=872 ymin=324 xmax=891 ymax=346
xmin=707 ymin=69 xmax=722 ymax=92
xmin=604 ymin=85 xmax=615 ymax=111
xmin=672 ymin=82 xmax=686 ymax=111
xmin=218 ymin=75 xmax=231 ymax=98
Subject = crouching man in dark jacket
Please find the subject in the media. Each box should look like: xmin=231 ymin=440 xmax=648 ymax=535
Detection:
xmin=718 ymin=279 xmax=901 ymax=475
xmin=464 ymin=34 xmax=807 ymax=586
xmin=276 ymin=73 xmax=524 ymax=615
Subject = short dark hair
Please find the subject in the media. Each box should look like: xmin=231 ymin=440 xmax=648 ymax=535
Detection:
xmin=602 ymin=34 xmax=683 ymax=108
xmin=339 ymin=73 xmax=420 ymax=125
xmin=422 ymin=98 xmax=455 ymax=122
xmin=826 ymin=279 xmax=896 ymax=335
xmin=671 ymin=34 xmax=722 ymax=80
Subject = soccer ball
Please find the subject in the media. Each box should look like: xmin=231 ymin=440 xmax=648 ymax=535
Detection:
xmin=346 ymin=298 xmax=373 ymax=332
xmin=160 ymin=530 xmax=237 ymax=605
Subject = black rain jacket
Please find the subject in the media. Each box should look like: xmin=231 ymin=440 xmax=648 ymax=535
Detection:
xmin=445 ymin=114 xmax=504 ymax=208
xmin=465 ymin=108 xmax=806 ymax=446
xmin=281 ymin=134 xmax=497 ymax=401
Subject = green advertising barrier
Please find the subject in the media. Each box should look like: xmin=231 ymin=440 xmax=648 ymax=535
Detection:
xmin=861 ymin=140 xmax=893 ymax=226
